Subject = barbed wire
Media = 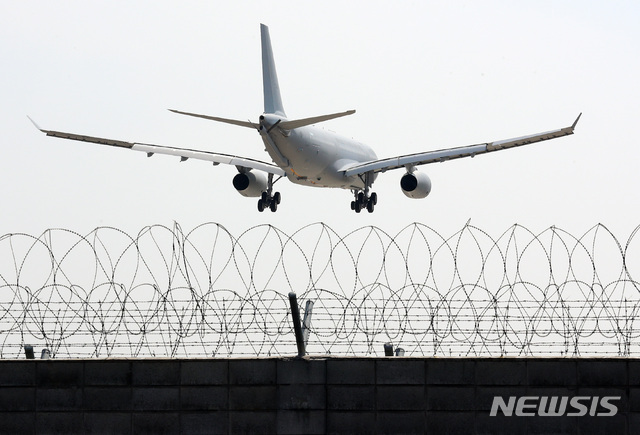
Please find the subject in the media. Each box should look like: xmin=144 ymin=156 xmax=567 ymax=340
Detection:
xmin=0 ymin=222 xmax=638 ymax=358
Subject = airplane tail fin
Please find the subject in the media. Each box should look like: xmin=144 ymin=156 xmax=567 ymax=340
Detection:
xmin=261 ymin=24 xmax=286 ymax=117
xmin=171 ymin=26 xmax=356 ymax=131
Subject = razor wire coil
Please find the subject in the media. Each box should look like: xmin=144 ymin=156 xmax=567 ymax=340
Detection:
xmin=0 ymin=222 xmax=638 ymax=358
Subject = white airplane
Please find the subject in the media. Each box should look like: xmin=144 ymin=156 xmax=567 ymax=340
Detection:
xmin=32 ymin=24 xmax=580 ymax=213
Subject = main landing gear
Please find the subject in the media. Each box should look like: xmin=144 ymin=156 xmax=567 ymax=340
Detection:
xmin=350 ymin=170 xmax=377 ymax=213
xmin=351 ymin=191 xmax=377 ymax=213
xmin=258 ymin=172 xmax=281 ymax=212
xmin=258 ymin=191 xmax=281 ymax=212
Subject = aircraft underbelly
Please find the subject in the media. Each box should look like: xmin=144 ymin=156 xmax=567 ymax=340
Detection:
xmin=263 ymin=126 xmax=373 ymax=189
xmin=286 ymin=150 xmax=349 ymax=188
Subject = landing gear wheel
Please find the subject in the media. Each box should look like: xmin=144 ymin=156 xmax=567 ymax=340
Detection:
xmin=351 ymin=190 xmax=378 ymax=213
xmin=367 ymin=200 xmax=375 ymax=213
xmin=258 ymin=189 xmax=281 ymax=213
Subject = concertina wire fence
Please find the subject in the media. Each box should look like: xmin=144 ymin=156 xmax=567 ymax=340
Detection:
xmin=0 ymin=222 xmax=638 ymax=359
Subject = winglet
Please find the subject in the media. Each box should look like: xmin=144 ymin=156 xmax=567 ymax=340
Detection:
xmin=27 ymin=116 xmax=43 ymax=131
xmin=571 ymin=112 xmax=582 ymax=130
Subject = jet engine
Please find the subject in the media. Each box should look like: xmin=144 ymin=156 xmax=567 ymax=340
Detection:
xmin=233 ymin=171 xmax=268 ymax=197
xmin=400 ymin=170 xmax=432 ymax=199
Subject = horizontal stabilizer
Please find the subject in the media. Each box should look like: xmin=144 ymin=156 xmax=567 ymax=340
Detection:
xmin=169 ymin=109 xmax=256 ymax=129
xmin=279 ymin=110 xmax=355 ymax=130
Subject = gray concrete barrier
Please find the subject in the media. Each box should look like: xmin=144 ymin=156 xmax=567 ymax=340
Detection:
xmin=0 ymin=358 xmax=637 ymax=434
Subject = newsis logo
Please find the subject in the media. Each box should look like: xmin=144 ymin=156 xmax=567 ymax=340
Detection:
xmin=490 ymin=396 xmax=621 ymax=417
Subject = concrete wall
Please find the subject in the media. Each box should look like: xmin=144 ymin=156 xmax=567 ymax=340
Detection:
xmin=0 ymin=357 xmax=637 ymax=434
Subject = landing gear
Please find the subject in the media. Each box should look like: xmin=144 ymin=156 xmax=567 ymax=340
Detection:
xmin=350 ymin=170 xmax=377 ymax=214
xmin=351 ymin=190 xmax=377 ymax=213
xmin=258 ymin=173 xmax=281 ymax=213
xmin=258 ymin=191 xmax=280 ymax=212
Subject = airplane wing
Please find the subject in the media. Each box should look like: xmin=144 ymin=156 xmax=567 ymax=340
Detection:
xmin=341 ymin=113 xmax=581 ymax=177
xmin=29 ymin=119 xmax=286 ymax=176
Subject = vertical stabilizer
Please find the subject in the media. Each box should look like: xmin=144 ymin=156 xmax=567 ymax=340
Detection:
xmin=261 ymin=24 xmax=286 ymax=116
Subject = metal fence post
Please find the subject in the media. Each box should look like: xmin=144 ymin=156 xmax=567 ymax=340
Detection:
xmin=24 ymin=344 xmax=34 ymax=360
xmin=384 ymin=342 xmax=394 ymax=356
xmin=289 ymin=292 xmax=305 ymax=357
xmin=302 ymin=300 xmax=314 ymax=349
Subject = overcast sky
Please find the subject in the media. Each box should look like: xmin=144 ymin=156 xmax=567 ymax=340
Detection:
xmin=2 ymin=1 xmax=639 ymax=241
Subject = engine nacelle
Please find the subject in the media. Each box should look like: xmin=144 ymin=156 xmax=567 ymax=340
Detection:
xmin=232 ymin=171 xmax=268 ymax=197
xmin=400 ymin=170 xmax=432 ymax=199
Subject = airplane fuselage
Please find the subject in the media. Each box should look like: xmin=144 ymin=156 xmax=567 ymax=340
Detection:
xmin=260 ymin=114 xmax=378 ymax=190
